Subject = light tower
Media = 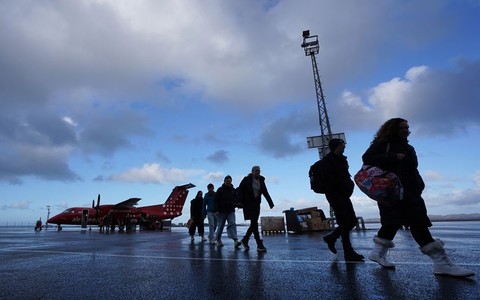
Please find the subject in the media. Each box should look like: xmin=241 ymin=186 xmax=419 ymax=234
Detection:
xmin=301 ymin=30 xmax=345 ymax=159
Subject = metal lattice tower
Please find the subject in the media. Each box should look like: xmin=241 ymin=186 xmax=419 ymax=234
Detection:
xmin=301 ymin=30 xmax=334 ymax=159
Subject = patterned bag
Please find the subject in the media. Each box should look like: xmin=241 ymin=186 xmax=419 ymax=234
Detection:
xmin=354 ymin=165 xmax=404 ymax=202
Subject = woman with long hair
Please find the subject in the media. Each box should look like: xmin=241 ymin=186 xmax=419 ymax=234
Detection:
xmin=362 ymin=118 xmax=474 ymax=277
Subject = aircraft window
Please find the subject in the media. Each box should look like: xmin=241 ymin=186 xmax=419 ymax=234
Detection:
xmin=61 ymin=209 xmax=74 ymax=214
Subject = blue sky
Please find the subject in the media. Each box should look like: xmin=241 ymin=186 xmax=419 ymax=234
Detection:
xmin=1 ymin=0 xmax=479 ymax=226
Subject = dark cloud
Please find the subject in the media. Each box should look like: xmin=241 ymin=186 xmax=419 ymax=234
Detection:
xmin=258 ymin=109 xmax=313 ymax=158
xmin=0 ymin=145 xmax=81 ymax=184
xmin=206 ymin=150 xmax=229 ymax=164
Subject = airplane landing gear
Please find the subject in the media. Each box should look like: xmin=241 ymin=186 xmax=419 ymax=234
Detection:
xmin=56 ymin=225 xmax=63 ymax=231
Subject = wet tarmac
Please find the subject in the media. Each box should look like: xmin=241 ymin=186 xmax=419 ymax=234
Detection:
xmin=0 ymin=221 xmax=479 ymax=300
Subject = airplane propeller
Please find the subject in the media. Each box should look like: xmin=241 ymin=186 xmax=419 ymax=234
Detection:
xmin=94 ymin=194 xmax=100 ymax=219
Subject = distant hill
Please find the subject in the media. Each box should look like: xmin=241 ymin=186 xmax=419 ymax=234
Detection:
xmin=365 ymin=213 xmax=480 ymax=223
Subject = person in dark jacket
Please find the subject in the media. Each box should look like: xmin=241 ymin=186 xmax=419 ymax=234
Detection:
xmin=189 ymin=190 xmax=206 ymax=242
xmin=237 ymin=166 xmax=274 ymax=252
xmin=322 ymin=139 xmax=364 ymax=261
xmin=213 ymin=175 xmax=241 ymax=248
xmin=363 ymin=118 xmax=474 ymax=277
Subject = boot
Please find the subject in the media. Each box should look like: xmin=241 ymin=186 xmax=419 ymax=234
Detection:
xmin=256 ymin=239 xmax=267 ymax=252
xmin=342 ymin=241 xmax=364 ymax=262
xmin=369 ymin=236 xmax=395 ymax=268
xmin=420 ymin=239 xmax=475 ymax=277
xmin=241 ymin=237 xmax=250 ymax=250
xmin=323 ymin=234 xmax=338 ymax=254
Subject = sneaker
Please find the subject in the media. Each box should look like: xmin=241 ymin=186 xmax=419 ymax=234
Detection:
xmin=190 ymin=235 xmax=194 ymax=242
xmin=234 ymin=240 xmax=242 ymax=249
xmin=257 ymin=245 xmax=267 ymax=252
xmin=257 ymin=239 xmax=267 ymax=252
xmin=241 ymin=238 xmax=250 ymax=250
xmin=216 ymin=240 xmax=224 ymax=247
xmin=209 ymin=238 xmax=216 ymax=245
xmin=201 ymin=236 xmax=207 ymax=242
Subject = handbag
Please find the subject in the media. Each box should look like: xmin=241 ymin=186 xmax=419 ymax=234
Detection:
xmin=354 ymin=144 xmax=403 ymax=202
xmin=354 ymin=164 xmax=404 ymax=202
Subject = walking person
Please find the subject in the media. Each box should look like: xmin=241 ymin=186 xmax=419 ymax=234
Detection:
xmin=213 ymin=175 xmax=241 ymax=249
xmin=237 ymin=166 xmax=274 ymax=252
xmin=203 ymin=183 xmax=218 ymax=244
xmin=322 ymin=139 xmax=364 ymax=261
xmin=189 ymin=191 xmax=207 ymax=242
xmin=362 ymin=118 xmax=474 ymax=277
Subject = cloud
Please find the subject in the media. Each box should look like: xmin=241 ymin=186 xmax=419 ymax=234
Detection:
xmin=206 ymin=150 xmax=229 ymax=164
xmin=0 ymin=0 xmax=479 ymax=184
xmin=78 ymin=109 xmax=152 ymax=156
xmin=333 ymin=59 xmax=480 ymax=135
xmin=422 ymin=170 xmax=444 ymax=181
xmin=1 ymin=201 xmax=31 ymax=210
xmin=107 ymin=163 xmax=202 ymax=184
xmin=258 ymin=108 xmax=313 ymax=158
xmin=203 ymin=171 xmax=225 ymax=184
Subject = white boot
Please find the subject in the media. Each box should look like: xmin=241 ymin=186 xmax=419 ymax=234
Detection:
xmin=420 ymin=239 xmax=475 ymax=277
xmin=369 ymin=236 xmax=395 ymax=268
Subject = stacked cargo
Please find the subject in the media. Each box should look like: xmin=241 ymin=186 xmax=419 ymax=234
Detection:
xmin=284 ymin=207 xmax=330 ymax=233
xmin=260 ymin=216 xmax=286 ymax=234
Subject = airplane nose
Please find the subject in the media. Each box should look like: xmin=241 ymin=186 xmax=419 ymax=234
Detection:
xmin=47 ymin=215 xmax=60 ymax=223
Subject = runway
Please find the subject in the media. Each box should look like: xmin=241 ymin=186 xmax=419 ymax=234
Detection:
xmin=1 ymin=221 xmax=479 ymax=299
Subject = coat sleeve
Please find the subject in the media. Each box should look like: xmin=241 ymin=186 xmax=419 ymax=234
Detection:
xmin=261 ymin=179 xmax=274 ymax=208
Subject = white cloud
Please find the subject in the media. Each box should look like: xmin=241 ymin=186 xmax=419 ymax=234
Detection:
xmin=109 ymin=163 xmax=202 ymax=184
xmin=1 ymin=201 xmax=31 ymax=210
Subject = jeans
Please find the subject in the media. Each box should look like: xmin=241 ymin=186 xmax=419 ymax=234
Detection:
xmin=215 ymin=211 xmax=237 ymax=241
xmin=207 ymin=212 xmax=218 ymax=240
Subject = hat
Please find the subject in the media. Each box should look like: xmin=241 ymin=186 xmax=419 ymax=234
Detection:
xmin=328 ymin=138 xmax=344 ymax=151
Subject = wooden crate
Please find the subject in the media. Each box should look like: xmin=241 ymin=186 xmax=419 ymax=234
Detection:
xmin=261 ymin=216 xmax=285 ymax=234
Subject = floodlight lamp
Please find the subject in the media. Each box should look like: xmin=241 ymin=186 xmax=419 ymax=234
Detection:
xmin=302 ymin=30 xmax=310 ymax=38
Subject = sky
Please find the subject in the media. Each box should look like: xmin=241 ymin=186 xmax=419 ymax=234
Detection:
xmin=1 ymin=0 xmax=480 ymax=226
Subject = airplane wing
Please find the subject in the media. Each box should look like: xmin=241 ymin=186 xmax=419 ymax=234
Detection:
xmin=114 ymin=198 xmax=142 ymax=207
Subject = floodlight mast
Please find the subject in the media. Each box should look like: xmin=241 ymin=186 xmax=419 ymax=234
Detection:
xmin=301 ymin=30 xmax=333 ymax=159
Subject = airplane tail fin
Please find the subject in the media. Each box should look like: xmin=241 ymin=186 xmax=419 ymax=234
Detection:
xmin=141 ymin=183 xmax=195 ymax=220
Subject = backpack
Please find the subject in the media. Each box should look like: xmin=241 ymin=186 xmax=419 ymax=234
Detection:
xmin=309 ymin=158 xmax=327 ymax=194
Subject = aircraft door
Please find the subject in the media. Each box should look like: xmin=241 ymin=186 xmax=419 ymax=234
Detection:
xmin=81 ymin=209 xmax=88 ymax=228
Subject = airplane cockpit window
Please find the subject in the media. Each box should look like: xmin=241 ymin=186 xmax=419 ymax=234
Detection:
xmin=61 ymin=209 xmax=74 ymax=214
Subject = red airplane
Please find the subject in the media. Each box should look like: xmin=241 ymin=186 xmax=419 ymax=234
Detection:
xmin=47 ymin=183 xmax=195 ymax=231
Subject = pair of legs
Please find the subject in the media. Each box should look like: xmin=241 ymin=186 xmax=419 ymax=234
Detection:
xmin=206 ymin=212 xmax=218 ymax=241
xmin=371 ymin=223 xmax=475 ymax=277
xmin=189 ymin=218 xmax=205 ymax=237
xmin=243 ymin=210 xmax=261 ymax=242
xmin=241 ymin=210 xmax=267 ymax=251
xmin=377 ymin=223 xmax=433 ymax=247
xmin=215 ymin=211 xmax=238 ymax=242
xmin=324 ymin=193 xmax=363 ymax=260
